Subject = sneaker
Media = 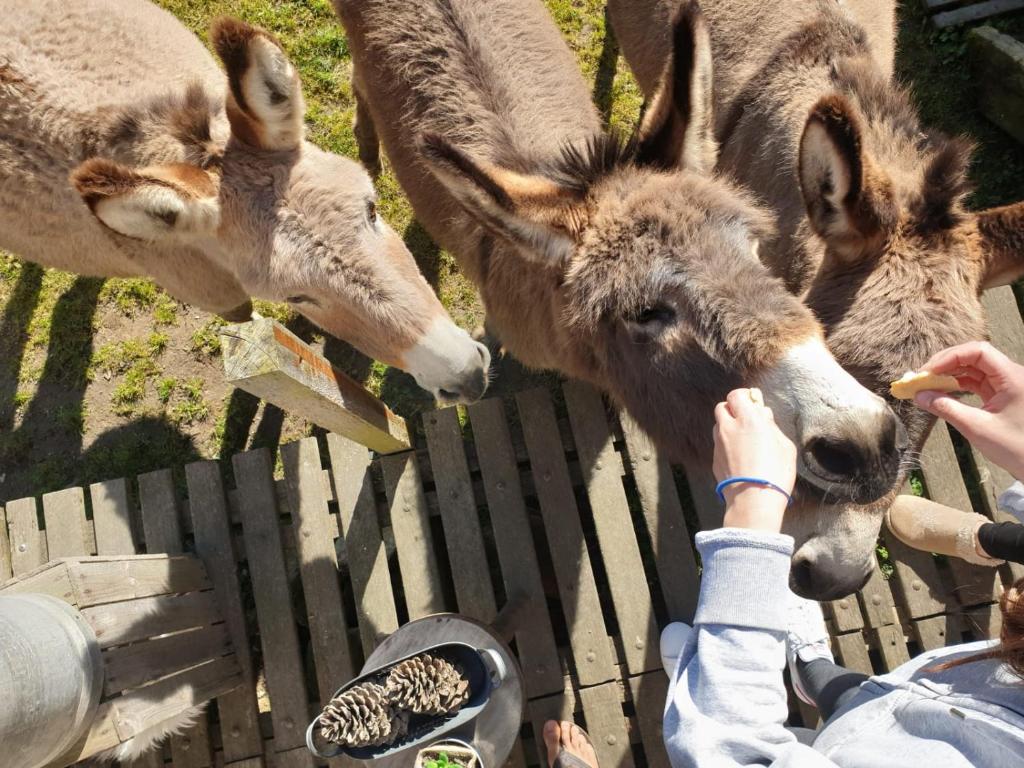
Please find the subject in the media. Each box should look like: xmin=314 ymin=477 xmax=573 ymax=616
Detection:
xmin=786 ymin=594 xmax=833 ymax=707
xmin=660 ymin=622 xmax=693 ymax=679
xmin=886 ymin=495 xmax=1003 ymax=566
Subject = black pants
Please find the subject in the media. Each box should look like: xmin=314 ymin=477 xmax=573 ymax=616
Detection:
xmin=977 ymin=521 xmax=1024 ymax=564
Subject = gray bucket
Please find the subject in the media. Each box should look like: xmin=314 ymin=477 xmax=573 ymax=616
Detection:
xmin=0 ymin=594 xmax=103 ymax=768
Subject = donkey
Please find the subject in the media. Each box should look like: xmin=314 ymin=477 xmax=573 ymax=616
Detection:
xmin=0 ymin=0 xmax=489 ymax=404
xmin=332 ymin=0 xmax=914 ymax=599
xmin=607 ymin=0 xmax=1024 ymax=596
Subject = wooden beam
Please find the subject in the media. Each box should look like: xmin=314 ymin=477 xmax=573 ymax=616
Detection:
xmin=934 ymin=0 xmax=1024 ymax=27
xmin=220 ymin=318 xmax=409 ymax=454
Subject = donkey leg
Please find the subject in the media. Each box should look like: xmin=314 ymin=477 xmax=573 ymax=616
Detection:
xmin=353 ymin=68 xmax=381 ymax=177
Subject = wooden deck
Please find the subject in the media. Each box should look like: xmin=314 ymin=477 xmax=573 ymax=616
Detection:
xmin=2 ymin=283 xmax=1023 ymax=768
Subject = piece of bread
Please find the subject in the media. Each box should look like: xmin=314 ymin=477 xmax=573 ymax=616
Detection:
xmin=890 ymin=370 xmax=960 ymax=400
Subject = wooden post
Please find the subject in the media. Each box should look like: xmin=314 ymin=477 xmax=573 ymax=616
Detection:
xmin=220 ymin=318 xmax=410 ymax=454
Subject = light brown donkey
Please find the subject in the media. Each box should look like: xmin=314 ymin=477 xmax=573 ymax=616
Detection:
xmin=0 ymin=0 xmax=489 ymax=403
xmin=334 ymin=0 xmax=914 ymax=598
xmin=608 ymin=0 xmax=1024 ymax=596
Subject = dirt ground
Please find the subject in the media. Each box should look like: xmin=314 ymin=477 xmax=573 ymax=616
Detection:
xmin=1 ymin=0 xmax=1023 ymax=503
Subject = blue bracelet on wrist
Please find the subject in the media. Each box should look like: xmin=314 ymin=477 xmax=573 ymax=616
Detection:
xmin=715 ymin=476 xmax=793 ymax=506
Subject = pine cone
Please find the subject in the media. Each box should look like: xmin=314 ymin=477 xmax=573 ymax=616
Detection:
xmin=384 ymin=654 xmax=471 ymax=715
xmin=318 ymin=682 xmax=408 ymax=748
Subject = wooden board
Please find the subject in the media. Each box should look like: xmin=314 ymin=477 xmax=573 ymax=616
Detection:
xmin=0 ymin=505 xmax=11 ymax=581
xmin=380 ymin=450 xmax=445 ymax=618
xmin=185 ymin=461 xmax=265 ymax=764
xmin=833 ymin=632 xmax=874 ymax=675
xmin=326 ymin=433 xmax=399 ymax=655
xmin=858 ymin=565 xmax=899 ymax=629
xmin=41 ymin=487 xmax=94 ymax=559
xmin=281 ymin=438 xmax=355 ymax=703
xmin=467 ymin=398 xmax=563 ymax=699
xmin=562 ymin=382 xmax=660 ymax=676
xmin=423 ymin=407 xmax=497 ymax=622
xmin=578 ymin=682 xmax=634 ymax=768
xmin=138 ymin=469 xmax=184 ymax=554
xmin=515 ymin=387 xmax=617 ymax=688
xmin=82 ymin=590 xmax=222 ymax=648
xmin=90 ymin=479 xmax=137 ymax=555
xmin=6 ymin=496 xmax=47 ymax=575
xmin=933 ymin=0 xmax=1024 ymax=27
xmin=874 ymin=623 xmax=912 ymax=671
xmin=527 ymin=693 xmax=575 ymax=768
xmin=912 ymin=614 xmax=959 ymax=652
xmin=234 ymin=447 xmax=314 ymax=758
xmin=70 ymin=556 xmax=210 ymax=607
xmin=627 ymin=673 xmax=671 ymax=768
xmin=619 ymin=415 xmax=700 ymax=623
xmin=103 ymin=624 xmax=233 ymax=696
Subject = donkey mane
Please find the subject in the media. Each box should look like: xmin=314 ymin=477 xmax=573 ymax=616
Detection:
xmin=545 ymin=131 xmax=641 ymax=192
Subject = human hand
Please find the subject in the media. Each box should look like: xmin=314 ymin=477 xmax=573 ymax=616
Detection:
xmin=713 ymin=388 xmax=798 ymax=533
xmin=914 ymin=342 xmax=1024 ymax=481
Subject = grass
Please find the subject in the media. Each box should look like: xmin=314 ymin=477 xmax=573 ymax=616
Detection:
xmin=0 ymin=1 xmax=1022 ymax=501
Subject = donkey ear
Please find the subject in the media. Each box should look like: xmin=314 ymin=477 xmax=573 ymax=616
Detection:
xmin=636 ymin=1 xmax=717 ymax=172
xmin=211 ymin=17 xmax=305 ymax=151
xmin=71 ymin=158 xmax=219 ymax=240
xmin=798 ymin=95 xmax=897 ymax=259
xmin=976 ymin=202 xmax=1024 ymax=289
xmin=418 ymin=133 xmax=585 ymax=264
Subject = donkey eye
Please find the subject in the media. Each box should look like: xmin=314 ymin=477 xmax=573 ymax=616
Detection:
xmin=366 ymin=200 xmax=378 ymax=224
xmin=287 ymin=294 xmax=315 ymax=305
xmin=633 ymin=305 xmax=676 ymax=326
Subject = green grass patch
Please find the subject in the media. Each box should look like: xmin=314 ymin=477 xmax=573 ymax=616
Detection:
xmin=190 ymin=317 xmax=226 ymax=357
xmin=100 ymin=278 xmax=159 ymax=316
xmin=168 ymin=377 xmax=210 ymax=425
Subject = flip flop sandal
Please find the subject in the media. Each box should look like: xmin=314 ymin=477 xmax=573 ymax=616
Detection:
xmin=553 ymin=725 xmax=597 ymax=768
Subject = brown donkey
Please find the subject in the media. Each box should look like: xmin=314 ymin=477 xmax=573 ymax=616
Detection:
xmin=333 ymin=0 xmax=913 ymax=598
xmin=0 ymin=0 xmax=489 ymax=403
xmin=608 ymin=0 xmax=1024 ymax=596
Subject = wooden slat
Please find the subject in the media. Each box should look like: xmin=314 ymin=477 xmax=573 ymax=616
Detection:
xmin=833 ymin=632 xmax=874 ymax=675
xmin=0 ymin=505 xmax=12 ymax=580
xmin=380 ymin=450 xmax=445 ymax=618
xmin=858 ymin=565 xmax=899 ymax=629
xmin=515 ymin=388 xmax=617 ymax=688
xmin=138 ymin=467 xmax=215 ymax=768
xmin=42 ymin=487 xmax=94 ymax=558
xmin=139 ymin=469 xmax=184 ymax=554
xmin=912 ymin=614 xmax=959 ymax=652
xmin=467 ymin=398 xmax=562 ymax=699
xmin=827 ymin=594 xmax=867 ymax=633
xmin=325 ymin=433 xmax=399 ymax=655
xmin=281 ymin=438 xmax=355 ymax=703
xmin=924 ymin=0 xmax=962 ymax=10
xmin=682 ymin=462 xmax=724 ymax=531
xmin=68 ymin=556 xmax=210 ymax=607
xmin=103 ymin=624 xmax=233 ymax=696
xmin=934 ymin=0 xmax=1024 ymax=27
xmin=234 ymin=448 xmax=313 ymax=756
xmin=91 ymin=478 xmax=137 ymax=555
xmin=185 ymin=461 xmax=266 ymax=764
xmin=82 ymin=590 xmax=222 ymax=648
xmin=874 ymin=623 xmax=912 ymax=671
xmin=527 ymin=693 xmax=574 ymax=768
xmin=0 ymin=560 xmax=75 ymax=602
xmin=423 ymin=407 xmax=497 ymax=622
xmin=562 ymin=382 xmax=660 ymax=676
xmin=579 ymin=682 xmax=634 ymax=768
xmin=620 ymin=415 xmax=700 ymax=622
xmin=628 ymin=672 xmax=671 ymax=768
xmin=7 ymin=496 xmax=47 ymax=575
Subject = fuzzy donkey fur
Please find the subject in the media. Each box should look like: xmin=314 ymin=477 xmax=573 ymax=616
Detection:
xmin=332 ymin=0 xmax=912 ymax=600
xmin=0 ymin=0 xmax=489 ymax=403
xmin=88 ymin=705 xmax=206 ymax=764
xmin=607 ymin=0 xmax=1024 ymax=597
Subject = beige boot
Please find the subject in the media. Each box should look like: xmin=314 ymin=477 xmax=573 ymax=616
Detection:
xmin=886 ymin=495 xmax=1004 ymax=566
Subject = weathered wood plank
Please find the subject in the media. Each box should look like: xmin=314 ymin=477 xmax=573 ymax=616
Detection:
xmin=41 ymin=487 xmax=94 ymax=559
xmin=221 ymin=318 xmax=409 ymax=453
xmin=924 ymin=0 xmax=962 ymax=10
xmin=827 ymin=594 xmax=867 ymax=634
xmin=281 ymin=438 xmax=355 ymax=704
xmin=82 ymin=590 xmax=221 ymax=648
xmin=68 ymin=556 xmax=210 ymax=607
xmin=380 ymin=450 xmax=446 ymax=618
xmin=234 ymin=448 xmax=312 ymax=754
xmin=562 ymin=382 xmax=660 ymax=675
xmin=185 ymin=461 xmax=266 ymax=764
xmin=620 ymin=415 xmax=700 ymax=622
xmin=628 ymin=672 xmax=671 ymax=768
xmin=325 ymin=433 xmax=399 ymax=655
xmin=579 ymin=682 xmax=634 ymax=768
xmin=0 ymin=504 xmax=10 ymax=581
xmin=833 ymin=631 xmax=874 ymax=675
xmin=515 ymin=388 xmax=617 ymax=688
xmin=90 ymin=479 xmax=137 ymax=555
xmin=7 ymin=496 xmax=47 ymax=575
xmin=527 ymin=694 xmax=575 ymax=768
xmin=103 ymin=624 xmax=233 ymax=696
xmin=874 ymin=623 xmax=912 ymax=671
xmin=0 ymin=559 xmax=76 ymax=602
xmin=138 ymin=469 xmax=184 ymax=554
xmin=858 ymin=565 xmax=899 ymax=629
xmin=467 ymin=398 xmax=562 ymax=699
xmin=423 ymin=407 xmax=497 ymax=622
xmin=682 ymin=462 xmax=724 ymax=531
xmin=912 ymin=614 xmax=959 ymax=652
xmin=934 ymin=0 xmax=1024 ymax=27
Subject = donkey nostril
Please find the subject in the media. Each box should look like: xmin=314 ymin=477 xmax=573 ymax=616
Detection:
xmin=807 ymin=437 xmax=864 ymax=479
xmin=475 ymin=344 xmax=489 ymax=366
xmin=438 ymin=388 xmax=459 ymax=401
xmin=790 ymin=557 xmax=816 ymax=597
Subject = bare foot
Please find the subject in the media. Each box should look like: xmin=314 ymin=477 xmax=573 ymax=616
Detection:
xmin=543 ymin=720 xmax=599 ymax=768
